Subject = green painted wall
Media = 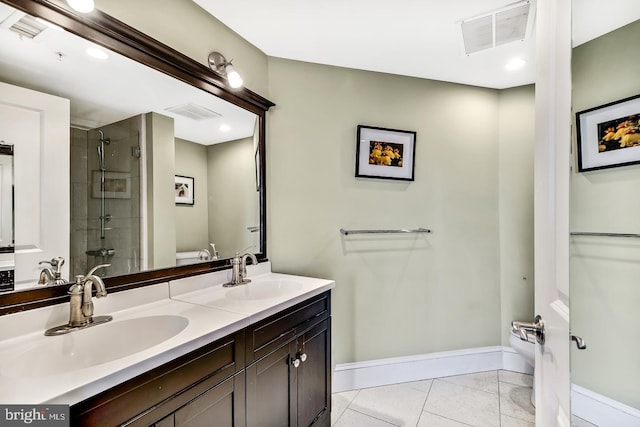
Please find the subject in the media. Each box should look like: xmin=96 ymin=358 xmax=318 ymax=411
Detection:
xmin=498 ymin=85 xmax=535 ymax=346
xmin=267 ymin=58 xmax=508 ymax=363
xmin=571 ymin=19 xmax=640 ymax=410
xmin=175 ymin=138 xmax=209 ymax=252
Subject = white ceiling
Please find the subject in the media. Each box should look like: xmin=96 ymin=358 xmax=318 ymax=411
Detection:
xmin=194 ymin=0 xmax=640 ymax=90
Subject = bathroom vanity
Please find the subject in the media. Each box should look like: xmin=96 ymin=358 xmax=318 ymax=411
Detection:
xmin=72 ymin=291 xmax=331 ymax=426
xmin=0 ymin=265 xmax=333 ymax=427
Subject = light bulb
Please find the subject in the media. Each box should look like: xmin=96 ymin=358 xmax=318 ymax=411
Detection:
xmin=66 ymin=0 xmax=95 ymax=13
xmin=225 ymin=64 xmax=243 ymax=89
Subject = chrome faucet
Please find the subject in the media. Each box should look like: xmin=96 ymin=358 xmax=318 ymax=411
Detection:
xmin=37 ymin=257 xmax=66 ymax=286
xmin=197 ymin=243 xmax=219 ymax=261
xmin=45 ymin=264 xmax=112 ymax=335
xmin=223 ymin=251 xmax=258 ymax=287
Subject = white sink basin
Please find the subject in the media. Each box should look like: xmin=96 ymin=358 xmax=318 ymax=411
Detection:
xmin=2 ymin=315 xmax=189 ymax=378
xmin=225 ymin=280 xmax=302 ymax=301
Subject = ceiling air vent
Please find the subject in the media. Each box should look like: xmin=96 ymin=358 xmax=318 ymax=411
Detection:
xmin=165 ymin=103 xmax=221 ymax=121
xmin=7 ymin=14 xmax=47 ymax=39
xmin=461 ymin=1 xmax=534 ymax=55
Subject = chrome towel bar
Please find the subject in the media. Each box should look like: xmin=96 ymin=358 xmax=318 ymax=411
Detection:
xmin=570 ymin=232 xmax=640 ymax=239
xmin=339 ymin=228 xmax=431 ymax=236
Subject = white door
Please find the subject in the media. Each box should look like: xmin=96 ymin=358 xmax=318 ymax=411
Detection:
xmin=533 ymin=0 xmax=572 ymax=425
xmin=0 ymin=81 xmax=70 ymax=288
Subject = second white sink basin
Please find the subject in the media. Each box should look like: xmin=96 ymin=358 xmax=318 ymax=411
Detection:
xmin=225 ymin=280 xmax=302 ymax=301
xmin=2 ymin=315 xmax=189 ymax=378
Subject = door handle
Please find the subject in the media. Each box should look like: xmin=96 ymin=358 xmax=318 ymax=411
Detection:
xmin=571 ymin=334 xmax=587 ymax=350
xmin=511 ymin=315 xmax=545 ymax=345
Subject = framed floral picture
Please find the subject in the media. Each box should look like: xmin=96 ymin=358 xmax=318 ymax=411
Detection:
xmin=355 ymin=125 xmax=416 ymax=181
xmin=576 ymin=93 xmax=640 ymax=172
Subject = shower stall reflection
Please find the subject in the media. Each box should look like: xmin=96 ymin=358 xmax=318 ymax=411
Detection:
xmin=70 ymin=115 xmax=143 ymax=278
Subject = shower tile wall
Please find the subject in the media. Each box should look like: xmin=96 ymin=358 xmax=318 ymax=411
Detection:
xmin=70 ymin=127 xmax=89 ymax=279
xmin=70 ymin=115 xmax=142 ymax=278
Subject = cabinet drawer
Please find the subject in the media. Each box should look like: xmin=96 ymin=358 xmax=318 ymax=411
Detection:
xmin=71 ymin=331 xmax=244 ymax=427
xmin=246 ymin=291 xmax=330 ymax=364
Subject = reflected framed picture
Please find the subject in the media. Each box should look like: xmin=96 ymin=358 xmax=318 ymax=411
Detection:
xmin=355 ymin=125 xmax=416 ymax=181
xmin=576 ymin=93 xmax=640 ymax=172
xmin=92 ymin=171 xmax=131 ymax=199
xmin=175 ymin=175 xmax=194 ymax=205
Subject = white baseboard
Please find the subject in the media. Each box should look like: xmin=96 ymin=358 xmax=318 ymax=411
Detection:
xmin=333 ymin=347 xmax=639 ymax=426
xmin=501 ymin=346 xmax=534 ymax=375
xmin=572 ymin=384 xmax=640 ymax=427
xmin=333 ymin=346 xmax=507 ymax=393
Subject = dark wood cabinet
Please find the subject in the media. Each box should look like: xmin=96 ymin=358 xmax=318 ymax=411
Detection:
xmin=296 ymin=318 xmax=331 ymax=427
xmin=70 ymin=291 xmax=331 ymax=427
xmin=71 ymin=332 xmax=244 ymax=426
xmin=246 ymin=293 xmax=331 ymax=427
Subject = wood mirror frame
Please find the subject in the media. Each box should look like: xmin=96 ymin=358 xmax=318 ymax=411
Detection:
xmin=0 ymin=0 xmax=274 ymax=316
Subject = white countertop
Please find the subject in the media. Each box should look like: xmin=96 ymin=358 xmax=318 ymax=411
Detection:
xmin=0 ymin=262 xmax=334 ymax=405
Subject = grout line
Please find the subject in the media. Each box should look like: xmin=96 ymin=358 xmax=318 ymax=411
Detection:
xmin=415 ymin=379 xmax=434 ymax=425
xmin=497 ymin=371 xmax=534 ymax=388
xmin=347 ymin=408 xmax=401 ymax=427
xmin=332 ymin=390 xmax=361 ymax=426
xmin=421 ymin=410 xmax=475 ymax=426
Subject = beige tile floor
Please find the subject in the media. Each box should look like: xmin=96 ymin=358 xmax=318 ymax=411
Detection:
xmin=331 ymin=370 xmax=596 ymax=427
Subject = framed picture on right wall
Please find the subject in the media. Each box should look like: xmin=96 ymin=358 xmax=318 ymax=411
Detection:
xmin=576 ymin=93 xmax=640 ymax=172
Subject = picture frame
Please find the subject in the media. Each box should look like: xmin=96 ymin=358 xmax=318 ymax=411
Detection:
xmin=175 ymin=175 xmax=194 ymax=205
xmin=355 ymin=125 xmax=416 ymax=181
xmin=576 ymin=93 xmax=640 ymax=172
xmin=91 ymin=171 xmax=131 ymax=199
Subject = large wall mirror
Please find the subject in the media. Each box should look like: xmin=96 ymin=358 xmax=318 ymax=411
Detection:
xmin=570 ymin=0 xmax=640 ymax=423
xmin=0 ymin=0 xmax=273 ymax=314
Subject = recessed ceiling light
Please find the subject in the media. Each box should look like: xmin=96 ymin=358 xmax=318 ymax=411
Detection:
xmin=86 ymin=47 xmax=108 ymax=60
xmin=505 ymin=58 xmax=526 ymax=71
xmin=219 ymin=124 xmax=231 ymax=132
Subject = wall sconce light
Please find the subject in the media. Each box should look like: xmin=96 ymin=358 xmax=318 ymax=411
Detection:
xmin=66 ymin=0 xmax=95 ymax=13
xmin=208 ymin=51 xmax=243 ymax=89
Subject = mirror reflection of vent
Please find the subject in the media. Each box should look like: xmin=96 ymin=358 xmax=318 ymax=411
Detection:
xmin=461 ymin=0 xmax=534 ymax=55
xmin=165 ymin=103 xmax=222 ymax=121
xmin=7 ymin=14 xmax=47 ymax=39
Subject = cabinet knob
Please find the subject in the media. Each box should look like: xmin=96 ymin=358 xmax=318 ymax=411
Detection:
xmin=300 ymin=353 xmax=307 ymax=362
xmin=292 ymin=358 xmax=300 ymax=368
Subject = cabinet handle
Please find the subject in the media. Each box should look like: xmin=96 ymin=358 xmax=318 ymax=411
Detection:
xmin=300 ymin=353 xmax=307 ymax=362
xmin=292 ymin=358 xmax=300 ymax=368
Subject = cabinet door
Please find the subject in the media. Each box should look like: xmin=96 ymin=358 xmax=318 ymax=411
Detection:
xmin=174 ymin=373 xmax=245 ymax=427
xmin=246 ymin=340 xmax=297 ymax=427
xmin=297 ymin=319 xmax=331 ymax=427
